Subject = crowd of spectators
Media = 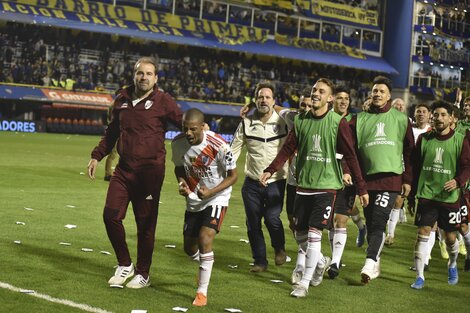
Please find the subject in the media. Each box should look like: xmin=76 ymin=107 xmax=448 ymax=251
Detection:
xmin=417 ymin=1 xmax=469 ymax=37
xmin=0 ymin=22 xmax=375 ymax=109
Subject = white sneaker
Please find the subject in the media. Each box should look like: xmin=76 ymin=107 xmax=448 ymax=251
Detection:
xmin=361 ymin=258 xmax=376 ymax=284
xmin=291 ymin=270 xmax=303 ymax=285
xmin=108 ymin=263 xmax=134 ymax=285
xmin=290 ymin=284 xmax=308 ymax=297
xmin=373 ymin=258 xmax=381 ymax=279
xmin=310 ymin=256 xmax=331 ymax=287
xmin=126 ymin=274 xmax=150 ymax=289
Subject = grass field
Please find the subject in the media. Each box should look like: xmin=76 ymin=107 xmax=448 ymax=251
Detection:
xmin=0 ymin=131 xmax=468 ymax=313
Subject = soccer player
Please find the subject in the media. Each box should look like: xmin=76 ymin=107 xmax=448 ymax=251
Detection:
xmin=349 ymin=76 xmax=415 ymax=284
xmin=172 ymin=108 xmax=237 ymax=306
xmin=328 ymin=86 xmax=367 ymax=279
xmin=410 ymin=100 xmax=470 ymax=289
xmin=260 ymin=78 xmax=369 ymax=298
xmin=87 ymin=57 xmax=183 ymax=288
xmin=231 ymin=82 xmax=290 ymax=272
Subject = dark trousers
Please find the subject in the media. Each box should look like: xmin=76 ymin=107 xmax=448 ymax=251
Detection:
xmin=103 ymin=164 xmax=164 ymax=278
xmin=241 ymin=177 xmax=286 ymax=266
xmin=364 ymin=191 xmax=399 ymax=261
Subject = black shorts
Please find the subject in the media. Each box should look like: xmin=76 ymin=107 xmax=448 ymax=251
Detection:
xmin=286 ymin=184 xmax=296 ymax=216
xmin=415 ymin=200 xmax=461 ymax=232
xmin=461 ymin=190 xmax=469 ymax=225
xmin=334 ymin=186 xmax=356 ymax=216
xmin=293 ymin=192 xmax=336 ymax=231
xmin=183 ymin=205 xmax=227 ymax=237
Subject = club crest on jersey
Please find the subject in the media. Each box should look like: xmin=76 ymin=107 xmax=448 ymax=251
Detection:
xmin=189 ymin=156 xmax=197 ymax=164
xmin=121 ymin=103 xmax=128 ymax=108
xmin=201 ymin=155 xmax=210 ymax=166
xmin=144 ymin=100 xmax=153 ymax=110
xmin=272 ymin=124 xmax=279 ymax=133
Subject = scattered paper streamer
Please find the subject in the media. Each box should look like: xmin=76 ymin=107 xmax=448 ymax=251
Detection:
xmin=270 ymin=280 xmax=283 ymax=283
xmin=14 ymin=240 xmax=21 ymax=244
xmin=249 ymin=262 xmax=254 ymax=266
xmin=64 ymin=224 xmax=77 ymax=229
xmin=228 ymin=264 xmax=238 ymax=269
xmin=230 ymin=225 xmax=240 ymax=228
xmin=66 ymin=205 xmax=76 ymax=208
xmin=165 ymin=244 xmax=176 ymax=248
xmin=239 ymin=239 xmax=249 ymax=243
xmin=81 ymin=248 xmax=93 ymax=252
xmin=130 ymin=310 xmax=147 ymax=313
xmin=20 ymin=289 xmax=35 ymax=294
xmin=172 ymin=307 xmax=188 ymax=312
xmin=159 ymin=201 xmax=163 ymax=204
xmin=79 ymin=172 xmax=85 ymax=175
xmin=24 ymin=207 xmax=34 ymax=211
xmin=110 ymin=284 xmax=123 ymax=289
xmin=59 ymin=242 xmax=71 ymax=246
xmin=286 ymin=256 xmax=292 ymax=263
xmin=100 ymin=251 xmax=112 ymax=255
xmin=16 ymin=221 xmax=26 ymax=225
xmin=225 ymin=308 xmax=242 ymax=313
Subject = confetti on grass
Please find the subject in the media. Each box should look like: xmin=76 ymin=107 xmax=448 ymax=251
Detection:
xmin=225 ymin=309 xmax=242 ymax=313
xmin=24 ymin=207 xmax=34 ymax=211
xmin=165 ymin=244 xmax=176 ymax=248
xmin=59 ymin=242 xmax=71 ymax=246
xmin=270 ymin=280 xmax=284 ymax=283
xmin=172 ymin=307 xmax=188 ymax=312
xmin=14 ymin=240 xmax=21 ymax=244
xmin=81 ymin=248 xmax=93 ymax=252
xmin=100 ymin=251 xmax=112 ymax=255
xmin=239 ymin=239 xmax=249 ymax=243
xmin=228 ymin=265 xmax=238 ymax=269
xmin=66 ymin=205 xmax=76 ymax=208
xmin=110 ymin=284 xmax=123 ymax=289
xmin=230 ymin=225 xmax=240 ymax=228
xmin=16 ymin=221 xmax=26 ymax=225
xmin=64 ymin=224 xmax=77 ymax=229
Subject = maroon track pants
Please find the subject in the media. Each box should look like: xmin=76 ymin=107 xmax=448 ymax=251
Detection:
xmin=103 ymin=164 xmax=164 ymax=278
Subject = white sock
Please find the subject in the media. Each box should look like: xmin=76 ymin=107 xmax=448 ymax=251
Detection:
xmin=295 ymin=245 xmax=306 ymax=272
xmin=328 ymin=228 xmax=334 ymax=253
xmin=331 ymin=228 xmax=347 ymax=267
xmin=387 ymin=208 xmax=400 ymax=237
xmin=351 ymin=213 xmax=364 ymax=230
xmin=462 ymin=229 xmax=470 ymax=260
xmin=438 ymin=228 xmax=446 ymax=243
xmin=446 ymin=240 xmax=459 ymax=268
xmin=414 ymin=234 xmax=429 ymax=279
xmin=190 ymin=250 xmax=200 ymax=262
xmin=300 ymin=228 xmax=322 ymax=288
xmin=197 ymin=252 xmax=214 ymax=296
xmin=425 ymin=230 xmax=436 ymax=265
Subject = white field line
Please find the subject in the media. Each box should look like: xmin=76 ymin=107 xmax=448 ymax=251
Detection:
xmin=0 ymin=281 xmax=114 ymax=313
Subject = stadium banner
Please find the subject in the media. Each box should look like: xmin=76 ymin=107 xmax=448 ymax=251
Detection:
xmin=0 ymin=120 xmax=37 ymax=133
xmin=275 ymin=34 xmax=365 ymax=59
xmin=306 ymin=0 xmax=378 ymax=26
xmin=41 ymin=89 xmax=113 ymax=106
xmin=252 ymin=0 xmax=294 ymax=10
xmin=4 ymin=0 xmax=269 ymax=44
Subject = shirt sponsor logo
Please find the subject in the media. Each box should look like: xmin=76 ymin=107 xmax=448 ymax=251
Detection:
xmin=433 ymin=147 xmax=444 ymax=164
xmin=121 ymin=103 xmax=128 ymax=108
xmin=312 ymin=134 xmax=322 ymax=152
xmin=144 ymin=100 xmax=153 ymax=109
xmin=375 ymin=122 xmax=386 ymax=137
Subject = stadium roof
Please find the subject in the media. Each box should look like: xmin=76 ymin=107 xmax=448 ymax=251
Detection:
xmin=0 ymin=11 xmax=397 ymax=74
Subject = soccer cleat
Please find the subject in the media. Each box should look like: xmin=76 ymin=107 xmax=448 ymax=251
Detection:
xmin=274 ymin=249 xmax=287 ymax=266
xmin=410 ymin=277 xmax=425 ymax=289
xmin=192 ymin=292 xmax=207 ymax=306
xmin=291 ymin=270 xmax=303 ymax=285
xmin=310 ymin=256 xmax=331 ymax=287
xmin=126 ymin=274 xmax=150 ymax=289
xmin=327 ymin=263 xmax=340 ymax=279
xmin=384 ymin=235 xmax=394 ymax=246
xmin=448 ymin=267 xmax=458 ymax=285
xmin=104 ymin=175 xmax=112 ymax=181
xmin=360 ymin=258 xmax=379 ymax=284
xmin=465 ymin=259 xmax=470 ymax=272
xmin=356 ymin=227 xmax=367 ymax=248
xmin=290 ymin=284 xmax=308 ymax=298
xmin=439 ymin=241 xmax=449 ymax=259
xmin=250 ymin=264 xmax=267 ymax=273
xmin=459 ymin=240 xmax=467 ymax=256
xmin=108 ymin=263 xmax=134 ymax=285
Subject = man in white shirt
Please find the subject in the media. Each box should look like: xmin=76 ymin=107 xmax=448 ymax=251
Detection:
xmin=172 ymin=108 xmax=237 ymax=306
xmin=231 ymin=81 xmax=290 ymax=272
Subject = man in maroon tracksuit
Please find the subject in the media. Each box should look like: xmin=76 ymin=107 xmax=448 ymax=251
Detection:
xmin=87 ymin=57 xmax=183 ymax=289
